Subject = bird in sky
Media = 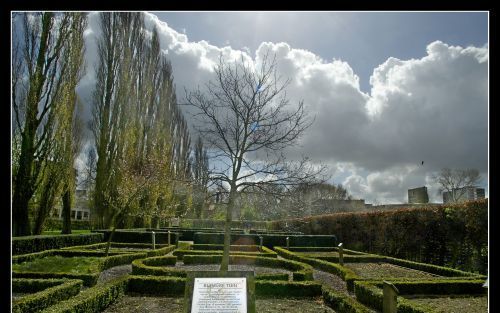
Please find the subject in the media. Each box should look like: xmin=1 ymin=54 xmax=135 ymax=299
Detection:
xmin=421 ymin=161 xmax=424 ymax=166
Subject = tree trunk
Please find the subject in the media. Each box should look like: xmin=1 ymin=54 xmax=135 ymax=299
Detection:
xmin=220 ymin=189 xmax=235 ymax=272
xmin=61 ymin=187 xmax=72 ymax=234
xmin=33 ymin=176 xmax=58 ymax=235
xmin=13 ymin=129 xmax=36 ymax=236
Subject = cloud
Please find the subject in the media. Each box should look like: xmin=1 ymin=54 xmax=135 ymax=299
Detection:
xmin=75 ymin=12 xmax=487 ymax=204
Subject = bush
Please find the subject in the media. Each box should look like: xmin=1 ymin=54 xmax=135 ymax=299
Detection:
xmin=193 ymin=233 xmax=337 ymax=248
xmin=92 ymin=230 xmax=179 ymax=245
xmin=43 ymin=218 xmax=91 ymax=231
xmin=173 ymin=247 xmax=277 ymax=260
xmin=322 ymin=286 xmax=372 ymax=313
xmin=271 ymin=199 xmax=488 ymax=274
xmin=131 ymin=256 xmax=186 ymax=277
xmin=255 ymin=281 xmax=322 ymax=297
xmin=12 ymin=279 xmax=83 ymax=313
xmin=12 ymin=271 xmax=100 ymax=287
xmin=41 ymin=277 xmax=128 ymax=313
xmin=12 ymin=233 xmax=104 ymax=255
xmin=127 ymin=275 xmax=186 ymax=296
xmin=182 ymin=254 xmax=314 ymax=281
xmin=274 ymin=247 xmax=359 ymax=290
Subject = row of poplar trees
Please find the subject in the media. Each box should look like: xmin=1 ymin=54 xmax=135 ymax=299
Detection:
xmin=12 ymin=12 xmax=209 ymax=236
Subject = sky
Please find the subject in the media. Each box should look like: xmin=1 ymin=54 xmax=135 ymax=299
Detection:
xmin=54 ymin=11 xmax=489 ymax=204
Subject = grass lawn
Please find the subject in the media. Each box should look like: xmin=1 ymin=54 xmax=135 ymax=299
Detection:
xmin=12 ymin=255 xmax=102 ymax=274
xmin=407 ymin=295 xmax=487 ymax=313
xmin=41 ymin=229 xmax=91 ymax=235
xmin=344 ymin=262 xmax=440 ymax=279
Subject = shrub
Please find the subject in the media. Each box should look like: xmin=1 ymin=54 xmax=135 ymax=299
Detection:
xmin=182 ymin=254 xmax=314 ymax=281
xmin=131 ymin=256 xmax=186 ymax=277
xmin=41 ymin=277 xmax=128 ymax=313
xmin=12 ymin=279 xmax=83 ymax=313
xmin=12 ymin=271 xmax=100 ymax=287
xmin=271 ymin=199 xmax=488 ymax=274
xmin=127 ymin=275 xmax=186 ymax=296
xmin=93 ymin=230 xmax=179 ymax=244
xmin=43 ymin=218 xmax=91 ymax=231
xmin=12 ymin=233 xmax=104 ymax=255
xmin=255 ymin=281 xmax=322 ymax=297
xmin=193 ymin=233 xmax=337 ymax=248
xmin=173 ymin=247 xmax=277 ymax=260
xmin=322 ymin=286 xmax=372 ymax=313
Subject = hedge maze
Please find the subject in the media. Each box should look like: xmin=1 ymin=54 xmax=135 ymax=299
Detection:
xmin=11 ymin=226 xmax=487 ymax=313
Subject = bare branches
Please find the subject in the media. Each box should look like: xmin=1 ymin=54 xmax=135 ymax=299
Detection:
xmin=434 ymin=168 xmax=482 ymax=203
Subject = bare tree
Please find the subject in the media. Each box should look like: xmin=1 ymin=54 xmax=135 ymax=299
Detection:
xmin=186 ymin=53 xmax=327 ymax=270
xmin=435 ymin=168 xmax=482 ymax=203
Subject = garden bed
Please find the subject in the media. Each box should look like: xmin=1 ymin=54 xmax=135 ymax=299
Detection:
xmin=344 ymin=262 xmax=441 ymax=279
xmin=12 ymin=255 xmax=101 ymax=274
xmin=404 ymin=295 xmax=487 ymax=313
xmin=175 ymin=263 xmax=292 ymax=280
xmin=101 ymin=295 xmax=336 ymax=313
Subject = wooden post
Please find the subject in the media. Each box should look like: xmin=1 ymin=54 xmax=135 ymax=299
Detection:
xmin=338 ymin=242 xmax=344 ymax=266
xmin=383 ymin=281 xmax=399 ymax=313
xmin=259 ymin=236 xmax=263 ymax=249
xmin=168 ymin=230 xmax=171 ymax=246
xmin=152 ymin=231 xmax=156 ymax=250
xmin=286 ymin=237 xmax=289 ymax=249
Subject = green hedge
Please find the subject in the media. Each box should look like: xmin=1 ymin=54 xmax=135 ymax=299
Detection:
xmin=383 ymin=255 xmax=485 ymax=278
xmin=322 ymin=286 xmax=372 ymax=313
xmin=12 ymin=278 xmax=71 ymax=293
xmin=190 ymin=244 xmax=260 ymax=251
xmin=12 ymin=271 xmax=99 ymax=287
xmin=254 ymin=273 xmax=289 ymax=281
xmin=43 ymin=218 xmax=91 ymax=231
xmin=13 ymin=279 xmax=83 ymax=313
xmin=274 ymin=247 xmax=359 ymax=291
xmin=354 ymin=279 xmax=487 ymax=312
xmin=193 ymin=232 xmax=337 ymax=248
xmin=12 ymin=233 xmax=104 ymax=255
xmin=126 ymin=275 xmax=321 ymax=298
xmin=173 ymin=247 xmax=277 ymax=260
xmin=12 ymin=279 xmax=82 ymax=313
xmin=93 ymin=230 xmax=179 ymax=244
xmin=127 ymin=275 xmax=186 ymax=296
xmin=182 ymin=254 xmax=313 ymax=281
xmin=255 ymin=280 xmax=322 ymax=297
xmin=41 ymin=277 xmax=128 ymax=313
xmin=131 ymin=256 xmax=186 ymax=277
xmin=12 ymin=250 xmax=58 ymax=264
xmin=271 ymin=199 xmax=488 ymax=274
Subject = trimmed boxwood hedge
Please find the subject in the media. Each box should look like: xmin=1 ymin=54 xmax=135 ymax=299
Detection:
xmin=322 ymin=286 xmax=373 ymax=313
xmin=12 ymin=279 xmax=83 ymax=313
xmin=12 ymin=271 xmax=100 ymax=287
xmin=12 ymin=249 xmax=174 ymax=287
xmin=93 ymin=230 xmax=179 ymax=245
xmin=274 ymin=247 xmax=359 ymax=291
xmin=41 ymin=277 xmax=128 ymax=313
xmin=354 ymin=279 xmax=487 ymax=313
xmin=126 ymin=275 xmax=322 ymax=298
xmin=193 ymin=233 xmax=337 ymax=248
xmin=173 ymin=247 xmax=277 ymax=260
xmin=13 ymin=233 xmax=104 ymax=255
xmin=190 ymin=244 xmax=260 ymax=251
xmin=131 ymin=256 xmax=186 ymax=277
xmin=182 ymin=254 xmax=314 ymax=281
xmin=127 ymin=275 xmax=186 ymax=296
xmin=255 ymin=280 xmax=322 ymax=297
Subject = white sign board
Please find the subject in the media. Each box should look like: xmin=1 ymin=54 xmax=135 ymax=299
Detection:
xmin=191 ymin=277 xmax=247 ymax=313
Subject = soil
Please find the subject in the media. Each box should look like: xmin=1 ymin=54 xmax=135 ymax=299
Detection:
xmin=102 ymin=295 xmax=337 ymax=313
xmin=97 ymin=264 xmax=132 ymax=285
xmin=406 ymin=295 xmax=488 ymax=313
xmin=312 ymin=269 xmax=349 ymax=294
xmin=344 ymin=262 xmax=440 ymax=279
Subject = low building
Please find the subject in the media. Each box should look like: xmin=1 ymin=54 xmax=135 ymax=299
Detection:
xmin=53 ymin=189 xmax=91 ymax=221
xmin=443 ymin=187 xmax=485 ymax=203
xmin=408 ymin=186 xmax=429 ymax=204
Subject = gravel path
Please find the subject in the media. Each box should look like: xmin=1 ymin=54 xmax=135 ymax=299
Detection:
xmin=313 ymin=269 xmax=349 ymax=294
xmin=97 ymin=264 xmax=132 ymax=285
